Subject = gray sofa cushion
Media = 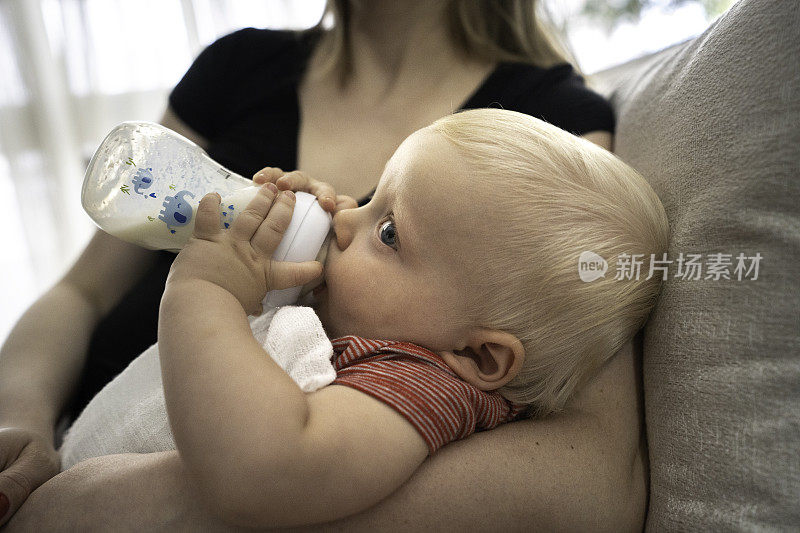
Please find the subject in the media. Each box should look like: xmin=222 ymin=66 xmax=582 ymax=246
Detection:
xmin=590 ymin=0 xmax=800 ymax=530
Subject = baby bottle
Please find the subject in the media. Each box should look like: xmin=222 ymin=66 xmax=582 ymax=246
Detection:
xmin=81 ymin=121 xmax=331 ymax=308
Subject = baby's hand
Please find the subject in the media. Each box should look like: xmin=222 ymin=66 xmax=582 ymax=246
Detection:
xmin=167 ymin=183 xmax=322 ymax=316
xmin=253 ymin=167 xmax=358 ymax=214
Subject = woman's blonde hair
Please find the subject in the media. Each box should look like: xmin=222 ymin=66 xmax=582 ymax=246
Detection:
xmin=312 ymin=0 xmax=579 ymax=83
xmin=430 ymin=109 xmax=670 ymax=418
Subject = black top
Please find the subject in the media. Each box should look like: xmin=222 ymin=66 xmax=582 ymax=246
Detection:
xmin=67 ymin=28 xmax=615 ymax=420
xmin=168 ymin=29 xmax=614 ymax=180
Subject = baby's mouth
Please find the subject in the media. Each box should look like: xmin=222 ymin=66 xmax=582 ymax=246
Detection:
xmin=298 ymin=229 xmax=333 ymax=299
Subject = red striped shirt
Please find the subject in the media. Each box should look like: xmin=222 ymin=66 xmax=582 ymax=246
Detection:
xmin=330 ymin=336 xmax=527 ymax=454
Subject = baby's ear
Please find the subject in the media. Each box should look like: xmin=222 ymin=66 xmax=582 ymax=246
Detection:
xmin=438 ymin=329 xmax=525 ymax=391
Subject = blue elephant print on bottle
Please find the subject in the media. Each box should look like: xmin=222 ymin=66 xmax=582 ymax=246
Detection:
xmin=159 ymin=190 xmax=195 ymax=233
xmin=132 ymin=167 xmax=157 ymax=198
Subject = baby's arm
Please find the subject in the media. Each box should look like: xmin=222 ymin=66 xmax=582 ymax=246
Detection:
xmin=158 ymin=285 xmax=426 ymax=527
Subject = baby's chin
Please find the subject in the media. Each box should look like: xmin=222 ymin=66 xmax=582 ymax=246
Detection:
xmin=305 ymin=287 xmax=339 ymax=338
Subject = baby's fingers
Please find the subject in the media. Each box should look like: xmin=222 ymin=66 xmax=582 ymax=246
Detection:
xmin=252 ymin=167 xmax=285 ymax=185
xmin=254 ymin=168 xmax=337 ymax=213
xmin=278 ymin=170 xmax=337 ymax=213
xmin=334 ymin=194 xmax=358 ymax=213
xmin=250 ymin=189 xmax=295 ymax=256
xmin=269 ymin=261 xmax=324 ymax=291
xmin=193 ymin=193 xmax=222 ymax=239
xmin=230 ymin=183 xmax=279 ymax=242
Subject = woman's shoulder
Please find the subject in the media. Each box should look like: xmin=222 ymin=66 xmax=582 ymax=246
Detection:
xmin=200 ymin=27 xmax=318 ymax=72
xmin=216 ymin=27 xmax=317 ymax=50
xmin=468 ymin=61 xmax=616 ymax=135
xmin=169 ymin=27 xmax=318 ymax=140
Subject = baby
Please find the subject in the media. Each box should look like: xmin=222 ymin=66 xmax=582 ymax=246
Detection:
xmin=60 ymin=108 xmax=668 ymax=528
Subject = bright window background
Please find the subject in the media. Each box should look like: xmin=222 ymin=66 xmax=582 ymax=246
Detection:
xmin=0 ymin=0 xmax=735 ymax=343
xmin=550 ymin=0 xmax=733 ymax=74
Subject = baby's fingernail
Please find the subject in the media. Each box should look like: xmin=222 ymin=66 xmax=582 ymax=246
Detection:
xmin=284 ymin=190 xmax=295 ymax=200
xmin=266 ymin=183 xmax=278 ymax=193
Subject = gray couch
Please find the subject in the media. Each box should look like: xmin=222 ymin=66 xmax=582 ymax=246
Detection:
xmin=588 ymin=0 xmax=799 ymax=530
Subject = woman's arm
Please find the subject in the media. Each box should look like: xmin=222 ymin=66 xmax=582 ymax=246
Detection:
xmin=0 ymin=230 xmax=158 ymax=434
xmin=315 ymin=335 xmax=648 ymax=532
xmin=581 ymin=130 xmax=614 ymax=152
xmin=0 ymin=228 xmax=161 ymax=526
xmin=0 ymin=108 xmax=208 ymax=526
xmin=11 ymin=334 xmax=645 ymax=532
xmin=5 ymin=451 xmax=241 ymax=533
xmin=0 ymin=107 xmax=205 ymax=439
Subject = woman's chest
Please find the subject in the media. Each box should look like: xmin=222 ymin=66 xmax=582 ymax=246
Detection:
xmin=297 ymin=114 xmax=410 ymax=201
xmin=297 ymin=64 xmax=496 ymax=201
xmin=297 ymin=100 xmax=450 ymax=201
xmin=206 ymin=96 xmax=440 ymax=202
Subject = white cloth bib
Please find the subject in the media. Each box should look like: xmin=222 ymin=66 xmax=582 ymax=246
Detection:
xmin=59 ymin=306 xmax=334 ymax=471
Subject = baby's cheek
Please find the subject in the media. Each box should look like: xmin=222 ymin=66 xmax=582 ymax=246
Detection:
xmin=326 ymin=249 xmax=398 ymax=336
xmin=331 ymin=283 xmax=387 ymax=337
xmin=323 ymin=272 xmax=362 ymax=332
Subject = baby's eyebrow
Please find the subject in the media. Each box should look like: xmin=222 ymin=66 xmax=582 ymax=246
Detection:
xmin=392 ymin=200 xmax=421 ymax=262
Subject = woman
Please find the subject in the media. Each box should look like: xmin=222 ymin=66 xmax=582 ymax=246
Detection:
xmin=0 ymin=1 xmax=645 ymax=529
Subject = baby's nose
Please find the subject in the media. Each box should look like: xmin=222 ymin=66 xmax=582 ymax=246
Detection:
xmin=332 ymin=209 xmax=355 ymax=250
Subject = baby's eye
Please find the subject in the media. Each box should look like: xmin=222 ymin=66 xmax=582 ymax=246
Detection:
xmin=378 ymin=219 xmax=398 ymax=250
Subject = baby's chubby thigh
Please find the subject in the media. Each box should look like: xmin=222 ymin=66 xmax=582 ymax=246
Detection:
xmin=58 ymin=343 xmax=176 ymax=471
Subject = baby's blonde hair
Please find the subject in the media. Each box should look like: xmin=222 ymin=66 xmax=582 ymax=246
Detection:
xmin=430 ymin=109 xmax=669 ymax=418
